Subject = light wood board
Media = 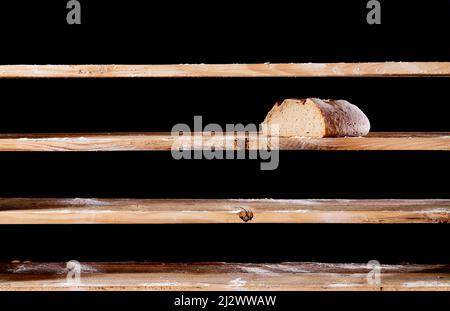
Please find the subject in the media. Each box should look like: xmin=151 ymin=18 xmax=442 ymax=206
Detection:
xmin=1 ymin=63 xmax=449 ymax=78
xmin=0 ymin=132 xmax=449 ymax=151
xmin=1 ymin=262 xmax=449 ymax=291
xmin=0 ymin=198 xmax=448 ymax=224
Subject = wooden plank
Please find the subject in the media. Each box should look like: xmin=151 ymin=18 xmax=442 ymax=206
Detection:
xmin=0 ymin=198 xmax=448 ymax=224
xmin=1 ymin=262 xmax=449 ymax=291
xmin=0 ymin=63 xmax=449 ymax=78
xmin=0 ymin=132 xmax=449 ymax=151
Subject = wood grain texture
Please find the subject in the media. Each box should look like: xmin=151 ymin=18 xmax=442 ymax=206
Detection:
xmin=0 ymin=63 xmax=449 ymax=78
xmin=0 ymin=132 xmax=449 ymax=151
xmin=0 ymin=198 xmax=448 ymax=224
xmin=1 ymin=262 xmax=449 ymax=291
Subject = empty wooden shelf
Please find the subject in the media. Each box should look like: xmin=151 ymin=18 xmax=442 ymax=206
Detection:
xmin=1 ymin=261 xmax=449 ymax=291
xmin=0 ymin=198 xmax=448 ymax=224
xmin=0 ymin=132 xmax=449 ymax=151
xmin=1 ymin=62 xmax=449 ymax=78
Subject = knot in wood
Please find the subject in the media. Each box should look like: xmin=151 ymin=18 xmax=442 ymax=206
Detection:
xmin=238 ymin=207 xmax=254 ymax=222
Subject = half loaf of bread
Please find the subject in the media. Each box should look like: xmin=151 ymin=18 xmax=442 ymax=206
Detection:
xmin=261 ymin=98 xmax=370 ymax=137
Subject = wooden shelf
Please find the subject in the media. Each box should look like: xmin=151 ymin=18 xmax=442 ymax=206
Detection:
xmin=1 ymin=64 xmax=448 ymax=294
xmin=1 ymin=261 xmax=449 ymax=291
xmin=0 ymin=62 xmax=449 ymax=78
xmin=0 ymin=132 xmax=449 ymax=151
xmin=0 ymin=198 xmax=448 ymax=224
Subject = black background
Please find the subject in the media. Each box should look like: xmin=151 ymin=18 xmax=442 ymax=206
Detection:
xmin=0 ymin=0 xmax=449 ymax=308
